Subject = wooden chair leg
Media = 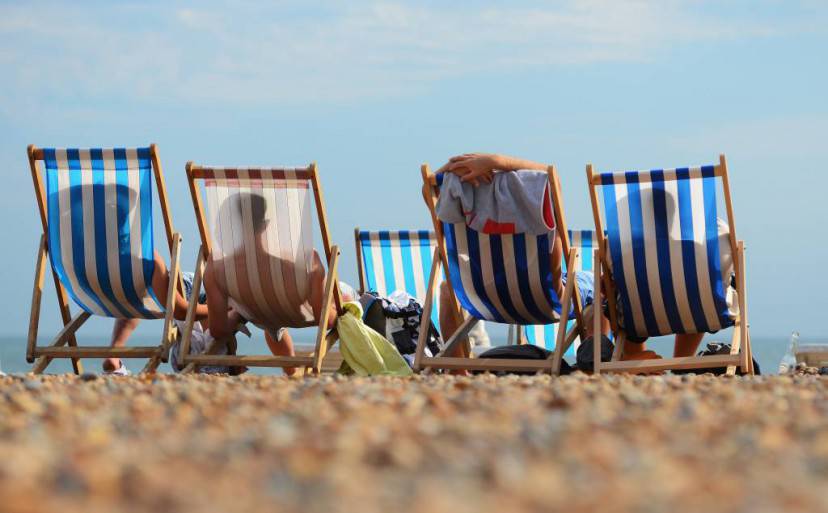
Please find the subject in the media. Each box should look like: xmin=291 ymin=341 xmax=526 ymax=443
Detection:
xmin=311 ymin=245 xmax=341 ymax=374
xmin=551 ymin=249 xmax=578 ymax=375
xmin=33 ymin=268 xmax=85 ymax=374
xmin=726 ymin=322 xmax=742 ymax=377
xmin=143 ymin=233 xmax=183 ymax=374
xmin=27 ymin=236 xmax=48 ymax=364
xmin=414 ymin=247 xmax=441 ymax=372
xmin=178 ymin=246 xmax=206 ymax=371
xmin=31 ymin=312 xmax=91 ymax=374
xmin=739 ymin=242 xmax=753 ymax=375
xmin=52 ymin=272 xmax=83 ymax=374
xmin=727 ymin=241 xmax=750 ymax=376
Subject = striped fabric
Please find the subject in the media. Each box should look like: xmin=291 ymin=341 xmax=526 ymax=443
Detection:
xmin=523 ymin=229 xmax=596 ymax=353
xmin=442 ymin=221 xmax=564 ymax=325
xmin=598 ymin=166 xmax=734 ymax=338
xmin=204 ymin=169 xmax=318 ymax=331
xmin=357 ymin=230 xmax=443 ymax=326
xmin=43 ymin=148 xmax=164 ymax=319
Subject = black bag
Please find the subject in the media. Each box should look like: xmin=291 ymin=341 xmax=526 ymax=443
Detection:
xmin=673 ymin=342 xmax=761 ymax=376
xmin=576 ymin=336 xmax=615 ymax=372
xmin=360 ymin=292 xmax=442 ymax=356
xmin=476 ymin=344 xmax=574 ymax=375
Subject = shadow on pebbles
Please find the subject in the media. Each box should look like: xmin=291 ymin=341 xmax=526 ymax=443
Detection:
xmin=0 ymin=373 xmax=826 ymax=513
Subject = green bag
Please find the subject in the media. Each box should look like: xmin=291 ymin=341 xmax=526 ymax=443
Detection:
xmin=337 ymin=302 xmax=413 ymax=376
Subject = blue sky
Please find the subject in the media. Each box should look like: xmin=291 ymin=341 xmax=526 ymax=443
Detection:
xmin=1 ymin=0 xmax=826 ymax=341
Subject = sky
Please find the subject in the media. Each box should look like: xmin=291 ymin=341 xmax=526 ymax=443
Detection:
xmin=0 ymin=0 xmax=826 ymax=342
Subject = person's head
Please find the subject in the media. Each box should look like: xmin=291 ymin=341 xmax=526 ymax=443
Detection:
xmin=247 ymin=192 xmax=268 ymax=235
xmin=221 ymin=191 xmax=269 ymax=234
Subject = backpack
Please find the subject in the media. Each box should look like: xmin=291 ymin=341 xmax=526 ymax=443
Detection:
xmin=359 ymin=291 xmax=443 ymax=357
xmin=673 ymin=342 xmax=761 ymax=376
xmin=476 ymin=344 xmax=574 ymax=375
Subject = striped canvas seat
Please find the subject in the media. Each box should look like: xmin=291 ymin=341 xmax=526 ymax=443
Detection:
xmin=356 ymin=229 xmax=442 ymax=326
xmin=414 ymin=164 xmax=583 ymax=375
xmin=204 ymin=169 xmax=319 ymax=331
xmin=523 ymin=229 xmax=596 ymax=354
xmin=443 ymin=221 xmax=564 ymax=325
xmin=597 ymin=166 xmax=735 ymax=338
xmin=43 ymin=148 xmax=164 ymax=319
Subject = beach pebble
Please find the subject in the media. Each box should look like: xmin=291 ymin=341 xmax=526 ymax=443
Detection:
xmin=23 ymin=378 xmax=42 ymax=391
xmin=0 ymin=373 xmax=825 ymax=513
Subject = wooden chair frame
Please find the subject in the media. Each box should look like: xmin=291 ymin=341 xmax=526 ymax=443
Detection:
xmin=180 ymin=162 xmax=343 ymax=375
xmin=26 ymin=144 xmax=182 ymax=374
xmin=587 ymin=154 xmax=753 ymax=375
xmin=413 ymin=164 xmax=586 ymax=375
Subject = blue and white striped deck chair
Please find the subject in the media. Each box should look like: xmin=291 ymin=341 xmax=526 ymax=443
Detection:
xmin=414 ymin=165 xmax=585 ymax=375
xmin=520 ymin=229 xmax=597 ymax=358
xmin=26 ymin=145 xmax=182 ymax=374
xmin=355 ymin=229 xmax=443 ymax=327
xmin=587 ymin=154 xmax=752 ymax=375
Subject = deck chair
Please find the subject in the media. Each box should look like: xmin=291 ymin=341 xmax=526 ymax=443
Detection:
xmin=413 ymin=165 xmax=585 ymax=374
xmin=586 ymin=154 xmax=753 ymax=375
xmin=518 ymin=229 xmax=597 ymax=359
xmin=354 ymin=229 xmax=442 ymax=327
xmin=180 ymin=162 xmax=343 ymax=374
xmin=26 ymin=145 xmax=181 ymax=374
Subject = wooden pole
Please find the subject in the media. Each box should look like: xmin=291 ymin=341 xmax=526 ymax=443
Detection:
xmin=413 ymin=247 xmax=441 ymax=372
xmin=27 ymin=236 xmax=48 ymax=363
xmin=354 ymin=227 xmax=366 ymax=294
xmin=311 ymin=245 xmax=341 ymax=374
xmin=420 ymin=163 xmax=465 ymax=351
xmin=310 ymin=163 xmax=343 ymax=315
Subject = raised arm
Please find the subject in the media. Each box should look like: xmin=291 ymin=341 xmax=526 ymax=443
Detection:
xmin=441 ymin=153 xmax=546 ymax=186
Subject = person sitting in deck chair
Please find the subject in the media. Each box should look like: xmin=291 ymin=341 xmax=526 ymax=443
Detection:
xmin=202 ymin=192 xmax=357 ymax=374
xmin=429 ymin=153 xmax=611 ymax=361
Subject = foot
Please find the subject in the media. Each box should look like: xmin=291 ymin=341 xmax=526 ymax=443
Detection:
xmin=621 ymin=349 xmax=663 ymax=375
xmin=103 ymin=359 xmax=131 ymax=376
xmin=102 ymin=358 xmax=122 ymax=373
xmin=621 ymin=349 xmax=662 ymax=361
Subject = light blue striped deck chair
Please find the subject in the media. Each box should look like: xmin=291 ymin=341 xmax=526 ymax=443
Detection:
xmin=414 ymin=165 xmax=585 ymax=375
xmin=354 ymin=229 xmax=442 ymax=328
xmin=518 ymin=229 xmax=597 ymax=358
xmin=587 ymin=154 xmax=752 ymax=375
xmin=26 ymin=145 xmax=182 ymax=374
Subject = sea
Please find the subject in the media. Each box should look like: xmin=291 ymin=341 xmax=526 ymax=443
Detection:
xmin=0 ymin=332 xmax=810 ymax=376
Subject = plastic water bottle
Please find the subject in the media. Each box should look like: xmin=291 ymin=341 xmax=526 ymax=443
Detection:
xmin=778 ymin=331 xmax=799 ymax=374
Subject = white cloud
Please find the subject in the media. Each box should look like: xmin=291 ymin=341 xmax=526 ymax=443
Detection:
xmin=0 ymin=0 xmax=816 ymax=106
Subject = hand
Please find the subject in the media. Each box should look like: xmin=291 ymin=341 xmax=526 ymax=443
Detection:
xmin=445 ymin=153 xmax=498 ymax=186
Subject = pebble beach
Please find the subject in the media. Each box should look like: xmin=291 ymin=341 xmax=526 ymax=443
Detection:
xmin=1 ymin=373 xmax=827 ymax=513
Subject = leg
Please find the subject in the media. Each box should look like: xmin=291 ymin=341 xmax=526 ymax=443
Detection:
xmin=438 ymin=281 xmax=464 ymax=357
xmin=103 ymin=318 xmax=140 ymax=372
xmin=266 ymin=329 xmax=296 ymax=376
xmin=621 ymin=338 xmax=661 ymax=361
xmin=674 ymin=333 xmax=704 ymax=358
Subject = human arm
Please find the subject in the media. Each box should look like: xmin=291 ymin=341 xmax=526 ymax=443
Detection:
xmin=441 ymin=153 xmax=547 ymax=186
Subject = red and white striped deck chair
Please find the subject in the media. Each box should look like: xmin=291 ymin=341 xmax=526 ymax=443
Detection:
xmin=180 ymin=162 xmax=343 ymax=374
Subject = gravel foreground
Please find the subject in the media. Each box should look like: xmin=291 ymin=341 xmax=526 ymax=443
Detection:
xmin=1 ymin=373 xmax=827 ymax=513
